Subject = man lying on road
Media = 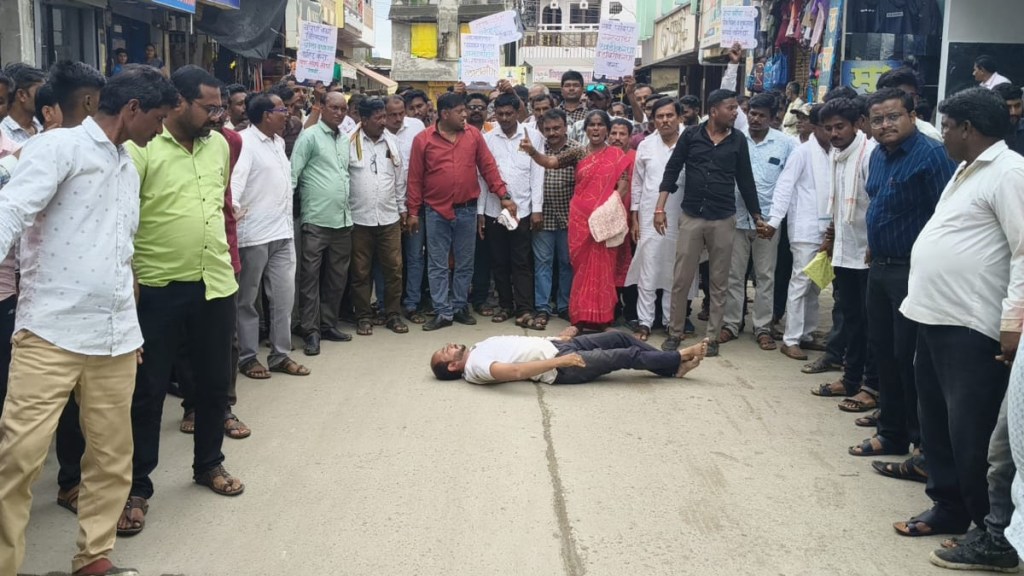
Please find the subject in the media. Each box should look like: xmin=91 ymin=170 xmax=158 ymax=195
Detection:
xmin=430 ymin=328 xmax=709 ymax=384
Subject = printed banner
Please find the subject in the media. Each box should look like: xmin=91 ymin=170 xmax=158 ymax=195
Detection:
xmin=460 ymin=34 xmax=501 ymax=87
xmin=816 ymin=0 xmax=845 ymax=102
xmin=295 ymin=21 xmax=338 ymax=84
xmin=469 ymin=10 xmax=523 ymax=45
xmin=842 ymin=60 xmax=901 ymax=94
xmin=593 ymin=20 xmax=638 ymax=81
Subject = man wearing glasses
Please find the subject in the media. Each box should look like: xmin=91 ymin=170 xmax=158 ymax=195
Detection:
xmin=289 ymin=91 xmax=355 ymax=356
xmin=117 ymin=66 xmax=245 ymax=536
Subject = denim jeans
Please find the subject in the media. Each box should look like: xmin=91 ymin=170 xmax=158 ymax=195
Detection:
xmin=403 ymin=208 xmax=427 ymax=312
xmin=425 ymin=205 xmax=476 ymax=320
xmin=533 ymin=229 xmax=572 ymax=314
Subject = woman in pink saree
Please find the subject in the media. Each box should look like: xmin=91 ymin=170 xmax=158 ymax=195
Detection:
xmin=522 ymin=110 xmax=631 ymax=330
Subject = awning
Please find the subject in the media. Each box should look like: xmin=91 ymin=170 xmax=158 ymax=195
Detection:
xmin=338 ymin=59 xmax=398 ymax=94
xmin=523 ymin=58 xmax=594 ymax=85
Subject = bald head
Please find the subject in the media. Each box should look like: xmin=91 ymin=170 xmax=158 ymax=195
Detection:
xmin=321 ymin=91 xmax=349 ymax=130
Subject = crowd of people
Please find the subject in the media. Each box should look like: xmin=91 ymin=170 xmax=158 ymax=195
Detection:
xmin=0 ymin=46 xmax=1022 ymax=575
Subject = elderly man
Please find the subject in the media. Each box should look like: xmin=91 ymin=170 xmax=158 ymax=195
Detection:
xmin=431 ymin=331 xmax=708 ymax=384
xmin=233 ymin=93 xmax=310 ymax=377
xmin=290 ymin=91 xmax=354 ymax=355
xmin=349 ymin=97 xmax=409 ymax=336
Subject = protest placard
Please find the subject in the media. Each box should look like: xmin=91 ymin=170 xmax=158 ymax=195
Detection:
xmin=469 ymin=10 xmax=523 ymax=45
xmin=593 ymin=20 xmax=638 ymax=81
xmin=460 ymin=34 xmax=501 ymax=87
xmin=295 ymin=21 xmax=338 ymax=84
xmin=720 ymin=6 xmax=758 ymax=49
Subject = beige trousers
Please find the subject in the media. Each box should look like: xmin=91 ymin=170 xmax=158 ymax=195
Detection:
xmin=0 ymin=331 xmax=136 ymax=575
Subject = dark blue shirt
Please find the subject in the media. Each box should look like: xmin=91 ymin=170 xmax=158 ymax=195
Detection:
xmin=864 ymin=130 xmax=957 ymax=258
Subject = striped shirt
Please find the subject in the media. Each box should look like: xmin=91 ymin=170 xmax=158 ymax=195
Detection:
xmin=864 ymin=130 xmax=957 ymax=258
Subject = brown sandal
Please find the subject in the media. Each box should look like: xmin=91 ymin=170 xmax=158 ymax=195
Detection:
xmin=116 ymin=496 xmax=148 ymax=537
xmin=839 ymin=393 xmax=878 ymax=413
xmin=269 ymin=358 xmax=310 ymax=376
xmin=239 ymin=358 xmax=270 ymax=380
xmin=179 ymin=410 xmax=195 ymax=434
xmin=756 ymin=333 xmax=777 ymax=351
xmin=57 ymin=485 xmax=79 ymax=515
xmin=719 ymin=329 xmax=736 ymax=343
xmin=194 ymin=464 xmax=245 ymax=496
xmin=386 ymin=316 xmax=409 ymax=334
xmin=356 ymin=319 xmax=373 ymax=336
xmin=224 ymin=415 xmax=251 ymax=440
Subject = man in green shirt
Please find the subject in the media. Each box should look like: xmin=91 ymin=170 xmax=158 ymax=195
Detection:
xmin=291 ymin=91 xmax=354 ymax=356
xmin=118 ymin=66 xmax=245 ymax=535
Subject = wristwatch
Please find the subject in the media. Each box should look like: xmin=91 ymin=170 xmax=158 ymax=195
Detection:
xmin=502 ymin=193 xmax=512 ymax=201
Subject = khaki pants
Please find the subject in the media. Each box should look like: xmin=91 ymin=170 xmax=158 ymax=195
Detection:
xmin=351 ymin=222 xmax=403 ymax=321
xmin=669 ymin=213 xmax=736 ymax=340
xmin=0 ymin=331 xmax=136 ymax=575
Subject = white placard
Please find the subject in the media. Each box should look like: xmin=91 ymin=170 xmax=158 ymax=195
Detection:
xmin=295 ymin=21 xmax=338 ymax=84
xmin=593 ymin=20 xmax=638 ymax=81
xmin=720 ymin=6 xmax=758 ymax=49
xmin=468 ymin=10 xmax=523 ymax=45
xmin=460 ymin=34 xmax=501 ymax=87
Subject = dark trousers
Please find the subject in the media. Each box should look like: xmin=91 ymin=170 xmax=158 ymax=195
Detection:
xmin=351 ymin=222 xmax=403 ymax=320
xmin=868 ymin=261 xmax=919 ymax=448
xmin=181 ymin=289 xmax=241 ymax=416
xmin=917 ymin=325 xmax=1008 ymax=527
xmin=300 ymin=224 xmax=352 ymax=335
xmin=552 ymin=332 xmax=681 ymax=384
xmin=485 ymin=216 xmax=534 ymax=315
xmin=823 ymin=280 xmax=848 ymax=365
xmin=0 ymin=294 xmax=16 ymax=416
xmin=773 ymin=219 xmax=792 ymax=320
xmin=471 ymin=233 xmax=492 ymax=307
xmin=833 ymin=267 xmax=877 ymax=393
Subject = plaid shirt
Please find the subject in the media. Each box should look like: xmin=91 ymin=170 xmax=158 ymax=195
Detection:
xmin=558 ymin=103 xmax=588 ymax=126
xmin=542 ymin=139 xmax=582 ymax=231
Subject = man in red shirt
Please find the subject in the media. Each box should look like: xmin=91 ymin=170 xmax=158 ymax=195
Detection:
xmin=407 ymin=92 xmax=516 ymax=331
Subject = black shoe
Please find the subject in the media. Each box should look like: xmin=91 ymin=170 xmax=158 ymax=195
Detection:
xmin=930 ymin=530 xmax=1020 ymax=573
xmin=706 ymin=341 xmax=720 ymax=357
xmin=321 ymin=327 xmax=353 ymax=342
xmin=303 ymin=333 xmax=320 ymax=356
xmin=662 ymin=335 xmax=682 ymax=351
xmin=423 ymin=316 xmax=453 ymax=331
xmin=453 ymin=308 xmax=477 ymax=325
xmin=557 ymin=310 xmax=571 ymax=322
xmin=684 ymin=318 xmax=696 ymax=334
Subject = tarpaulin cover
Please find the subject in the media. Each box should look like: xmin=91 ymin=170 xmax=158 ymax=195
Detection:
xmin=196 ymin=0 xmax=288 ymax=60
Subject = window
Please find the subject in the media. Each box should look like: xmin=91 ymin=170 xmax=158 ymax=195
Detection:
xmin=542 ymin=6 xmax=562 ymax=25
xmin=569 ymin=1 xmax=600 ymax=25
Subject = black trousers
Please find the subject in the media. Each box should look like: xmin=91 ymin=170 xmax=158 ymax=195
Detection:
xmin=553 ymin=332 xmax=681 ymax=384
xmin=181 ymin=291 xmax=241 ymax=416
xmin=485 ymin=216 xmax=534 ymax=315
xmin=917 ymin=324 xmax=1009 ymax=527
xmin=471 ymin=234 xmax=492 ymax=307
xmin=773 ymin=218 xmax=792 ymax=320
xmin=868 ymin=261 xmax=920 ymax=448
xmin=833 ymin=267 xmax=877 ymax=393
xmin=0 ymin=294 xmax=16 ymax=416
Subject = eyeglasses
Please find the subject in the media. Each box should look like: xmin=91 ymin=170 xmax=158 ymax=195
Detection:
xmin=202 ymin=105 xmax=226 ymax=118
xmin=269 ymin=107 xmax=289 ymax=114
xmin=869 ymin=112 xmax=906 ymax=127
xmin=369 ymin=153 xmax=378 ymax=175
xmin=467 ymin=104 xmax=487 ymax=111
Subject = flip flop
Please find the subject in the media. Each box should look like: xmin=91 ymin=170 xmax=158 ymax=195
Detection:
xmin=116 ymin=496 xmax=148 ymax=537
xmin=848 ymin=435 xmax=908 ymax=457
xmin=811 ymin=381 xmax=851 ymax=397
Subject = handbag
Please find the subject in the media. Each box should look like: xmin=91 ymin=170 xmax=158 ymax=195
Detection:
xmin=588 ymin=193 xmax=628 ymax=248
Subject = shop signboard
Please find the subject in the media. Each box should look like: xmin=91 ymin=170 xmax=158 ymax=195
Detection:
xmin=841 ymin=60 xmax=901 ymax=94
xmin=653 ymin=6 xmax=696 ymax=62
xmin=152 ymin=0 xmax=196 ymax=14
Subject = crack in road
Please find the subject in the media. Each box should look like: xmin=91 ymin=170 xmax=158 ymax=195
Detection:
xmin=535 ymin=384 xmax=586 ymax=576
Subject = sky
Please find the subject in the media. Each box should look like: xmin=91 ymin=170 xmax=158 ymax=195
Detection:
xmin=373 ymin=0 xmax=392 ymax=59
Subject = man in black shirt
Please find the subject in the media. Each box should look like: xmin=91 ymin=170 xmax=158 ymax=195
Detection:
xmin=654 ymin=88 xmax=762 ymax=356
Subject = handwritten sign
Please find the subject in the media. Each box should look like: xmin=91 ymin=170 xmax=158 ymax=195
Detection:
xmin=460 ymin=34 xmax=501 ymax=87
xmin=593 ymin=20 xmax=638 ymax=81
xmin=295 ymin=21 xmax=338 ymax=84
xmin=720 ymin=5 xmax=758 ymax=49
xmin=469 ymin=10 xmax=523 ymax=45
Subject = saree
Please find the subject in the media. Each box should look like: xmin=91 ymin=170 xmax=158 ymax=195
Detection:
xmin=567 ymin=146 xmax=632 ymax=326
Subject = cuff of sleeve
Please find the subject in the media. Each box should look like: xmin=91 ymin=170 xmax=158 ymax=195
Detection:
xmin=1001 ymin=316 xmax=1024 ymax=333
xmin=767 ymin=216 xmax=782 ymax=229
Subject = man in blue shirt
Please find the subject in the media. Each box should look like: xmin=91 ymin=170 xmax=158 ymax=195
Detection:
xmin=848 ymin=87 xmax=957 ymax=460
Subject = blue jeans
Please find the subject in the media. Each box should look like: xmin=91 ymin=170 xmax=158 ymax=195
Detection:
xmin=533 ymin=229 xmax=573 ymax=314
xmin=425 ymin=205 xmax=476 ymax=320
xmin=402 ymin=208 xmax=426 ymax=312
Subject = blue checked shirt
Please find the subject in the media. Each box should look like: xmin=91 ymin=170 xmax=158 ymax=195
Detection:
xmin=864 ymin=130 xmax=957 ymax=259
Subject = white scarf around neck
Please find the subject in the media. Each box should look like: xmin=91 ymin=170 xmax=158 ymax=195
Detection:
xmin=828 ymin=131 xmax=868 ymax=225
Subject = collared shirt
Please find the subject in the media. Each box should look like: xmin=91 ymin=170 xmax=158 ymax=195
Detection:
xmin=865 ymin=130 xmax=957 ymax=258
xmin=982 ymin=71 xmax=1012 ymax=90
xmin=281 ymin=115 xmax=304 ymax=158
xmin=0 ymin=115 xmax=42 ymax=148
xmin=901 ymin=141 xmax=1024 ymax=341
xmin=541 ymin=138 xmax=581 ymax=230
xmin=558 ymin=103 xmax=588 ymax=126
xmin=736 ymin=128 xmax=797 ymax=229
xmin=349 ymin=128 xmax=405 ymax=227
xmin=0 ymin=155 xmax=20 ymax=301
xmin=916 ymin=117 xmax=943 ymax=142
xmin=782 ymin=98 xmax=805 ymax=137
xmin=0 ymin=117 xmax=142 ymax=355
xmin=129 ymin=129 xmax=237 ymax=300
xmin=660 ymin=123 xmax=760 ymax=221
xmin=407 ymin=124 xmax=508 ymax=220
xmin=830 ymin=136 xmax=877 ymax=269
xmin=291 ymin=120 xmax=351 ymax=229
xmin=479 ymin=123 xmax=545 ymax=218
xmin=768 ymin=138 xmax=832 ymax=245
xmin=389 ymin=116 xmax=425 ymax=196
xmin=221 ymin=128 xmax=243 ymax=275
xmin=232 ymin=127 xmax=294 ymax=247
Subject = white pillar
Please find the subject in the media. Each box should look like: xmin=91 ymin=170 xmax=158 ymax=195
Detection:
xmin=0 ymin=0 xmax=36 ymax=66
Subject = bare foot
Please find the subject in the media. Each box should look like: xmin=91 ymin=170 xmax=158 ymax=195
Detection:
xmin=558 ymin=325 xmax=580 ymax=339
xmin=681 ymin=338 xmax=710 ymax=360
xmin=676 ymin=357 xmax=702 ymax=378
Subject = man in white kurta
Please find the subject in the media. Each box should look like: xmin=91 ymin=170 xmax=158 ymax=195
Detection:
xmin=626 ymin=98 xmax=687 ymax=336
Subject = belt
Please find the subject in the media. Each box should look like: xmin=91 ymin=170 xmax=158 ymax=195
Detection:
xmin=872 ymin=256 xmax=910 ymax=266
xmin=452 ymin=199 xmax=478 ymax=210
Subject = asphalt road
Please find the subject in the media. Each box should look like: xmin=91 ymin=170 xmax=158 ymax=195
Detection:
xmin=18 ymin=302 xmax=963 ymax=576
